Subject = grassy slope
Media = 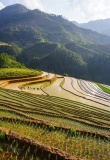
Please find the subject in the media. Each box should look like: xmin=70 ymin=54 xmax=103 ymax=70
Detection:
xmin=96 ymin=83 xmax=110 ymax=94
xmin=0 ymin=52 xmax=42 ymax=79
xmin=0 ymin=68 xmax=42 ymax=79
xmin=0 ymin=88 xmax=109 ymax=160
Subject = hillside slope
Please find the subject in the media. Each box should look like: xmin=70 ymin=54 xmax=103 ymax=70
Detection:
xmin=1 ymin=4 xmax=110 ymax=46
xmin=1 ymin=4 xmax=110 ymax=84
xmin=0 ymin=53 xmax=25 ymax=68
xmin=22 ymin=42 xmax=87 ymax=79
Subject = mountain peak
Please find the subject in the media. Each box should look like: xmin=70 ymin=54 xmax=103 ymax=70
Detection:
xmin=0 ymin=4 xmax=29 ymax=15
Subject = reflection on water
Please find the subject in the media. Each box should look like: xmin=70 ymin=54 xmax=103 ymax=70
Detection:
xmin=44 ymin=78 xmax=81 ymax=101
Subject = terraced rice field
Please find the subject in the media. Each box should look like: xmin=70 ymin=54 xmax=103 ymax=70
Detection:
xmin=0 ymin=87 xmax=110 ymax=160
xmin=0 ymin=72 xmax=110 ymax=160
xmin=2 ymin=72 xmax=48 ymax=93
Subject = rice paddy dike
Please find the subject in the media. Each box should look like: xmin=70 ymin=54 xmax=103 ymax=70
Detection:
xmin=0 ymin=71 xmax=110 ymax=160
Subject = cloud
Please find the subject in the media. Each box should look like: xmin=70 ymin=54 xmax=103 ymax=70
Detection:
xmin=67 ymin=0 xmax=110 ymax=22
xmin=7 ymin=0 xmax=44 ymax=10
xmin=1 ymin=0 xmax=110 ymax=23
xmin=0 ymin=2 xmax=5 ymax=10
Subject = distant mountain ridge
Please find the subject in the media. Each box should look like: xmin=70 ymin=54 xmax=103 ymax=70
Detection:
xmin=1 ymin=4 xmax=110 ymax=45
xmin=73 ymin=18 xmax=110 ymax=36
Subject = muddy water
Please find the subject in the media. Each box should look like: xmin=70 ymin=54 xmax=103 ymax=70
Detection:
xmin=3 ymin=72 xmax=49 ymax=93
xmin=44 ymin=78 xmax=110 ymax=111
xmin=4 ymin=82 xmax=22 ymax=91
xmin=44 ymin=78 xmax=88 ymax=101
xmin=24 ymin=82 xmax=46 ymax=95
xmin=72 ymin=78 xmax=110 ymax=111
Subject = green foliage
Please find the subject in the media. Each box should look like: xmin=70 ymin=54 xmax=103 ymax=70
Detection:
xmin=23 ymin=42 xmax=60 ymax=63
xmin=48 ymin=124 xmax=55 ymax=131
xmin=0 ymin=132 xmax=5 ymax=141
xmin=1 ymin=4 xmax=110 ymax=47
xmin=0 ymin=43 xmax=22 ymax=58
xmin=63 ymin=73 xmax=68 ymax=76
xmin=1 ymin=4 xmax=110 ymax=84
xmin=26 ymin=42 xmax=88 ymax=79
xmin=96 ymin=83 xmax=110 ymax=94
xmin=68 ymin=129 xmax=77 ymax=137
xmin=0 ymin=68 xmax=41 ymax=78
xmin=0 ymin=53 xmax=25 ymax=68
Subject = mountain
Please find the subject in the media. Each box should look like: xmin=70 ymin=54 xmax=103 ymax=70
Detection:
xmin=24 ymin=42 xmax=88 ymax=78
xmin=1 ymin=4 xmax=110 ymax=84
xmin=1 ymin=4 xmax=110 ymax=46
xmin=65 ymin=42 xmax=110 ymax=83
xmin=0 ymin=3 xmax=29 ymax=16
xmin=0 ymin=42 xmax=22 ymax=57
xmin=74 ymin=19 xmax=110 ymax=36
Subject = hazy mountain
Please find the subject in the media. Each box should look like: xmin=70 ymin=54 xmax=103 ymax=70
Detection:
xmin=0 ymin=3 xmax=29 ymax=15
xmin=74 ymin=19 xmax=110 ymax=36
xmin=1 ymin=4 xmax=110 ymax=46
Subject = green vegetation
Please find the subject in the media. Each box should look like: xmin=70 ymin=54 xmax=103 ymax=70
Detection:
xmin=63 ymin=73 xmax=68 ymax=76
xmin=0 ymin=88 xmax=109 ymax=160
xmin=0 ymin=53 xmax=25 ymax=68
xmin=26 ymin=42 xmax=87 ymax=79
xmin=0 ymin=4 xmax=110 ymax=160
xmin=48 ymin=124 xmax=55 ymax=131
xmin=69 ymin=129 xmax=77 ymax=137
xmin=1 ymin=4 xmax=110 ymax=46
xmin=1 ymin=4 xmax=110 ymax=84
xmin=0 ymin=68 xmax=41 ymax=79
xmin=0 ymin=43 xmax=22 ymax=57
xmin=96 ymin=83 xmax=110 ymax=94
xmin=0 ymin=53 xmax=42 ymax=79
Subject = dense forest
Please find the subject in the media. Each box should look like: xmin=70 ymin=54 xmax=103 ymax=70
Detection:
xmin=1 ymin=4 xmax=110 ymax=84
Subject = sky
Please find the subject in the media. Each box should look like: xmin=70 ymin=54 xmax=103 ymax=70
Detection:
xmin=0 ymin=0 xmax=110 ymax=23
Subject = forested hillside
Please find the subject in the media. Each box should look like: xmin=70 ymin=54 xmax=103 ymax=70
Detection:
xmin=1 ymin=4 xmax=110 ymax=84
xmin=0 ymin=53 xmax=24 ymax=68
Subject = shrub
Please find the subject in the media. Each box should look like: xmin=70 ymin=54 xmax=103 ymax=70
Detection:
xmin=63 ymin=73 xmax=68 ymax=76
xmin=0 ymin=132 xmax=5 ymax=141
xmin=69 ymin=129 xmax=77 ymax=136
xmin=48 ymin=124 xmax=55 ymax=131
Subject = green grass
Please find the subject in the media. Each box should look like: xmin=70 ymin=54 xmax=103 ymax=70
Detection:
xmin=96 ymin=83 xmax=110 ymax=94
xmin=0 ymin=68 xmax=42 ymax=79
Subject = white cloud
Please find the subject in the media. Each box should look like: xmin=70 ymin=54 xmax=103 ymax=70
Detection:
xmin=8 ymin=0 xmax=44 ymax=10
xmin=1 ymin=0 xmax=110 ymax=22
xmin=67 ymin=0 xmax=110 ymax=22
xmin=0 ymin=2 xmax=5 ymax=10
